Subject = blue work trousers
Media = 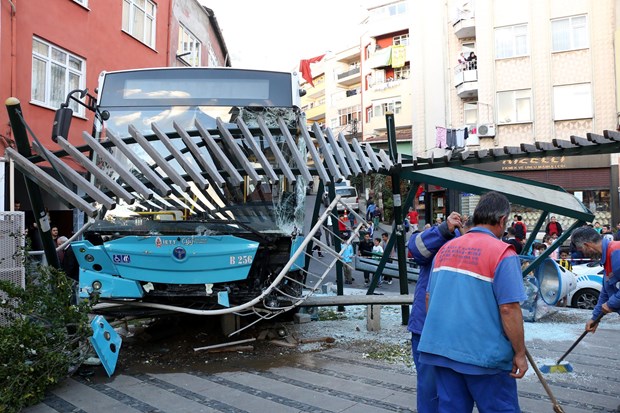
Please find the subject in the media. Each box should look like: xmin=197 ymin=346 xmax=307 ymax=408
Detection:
xmin=434 ymin=365 xmax=520 ymax=413
xmin=411 ymin=333 xmax=438 ymax=413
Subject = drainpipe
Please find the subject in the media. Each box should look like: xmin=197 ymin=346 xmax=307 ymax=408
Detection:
xmin=166 ymin=0 xmax=173 ymax=65
xmin=8 ymin=0 xmax=16 ymax=98
xmin=8 ymin=0 xmax=17 ymax=213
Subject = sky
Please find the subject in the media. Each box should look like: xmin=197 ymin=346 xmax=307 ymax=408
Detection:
xmin=201 ymin=1 xmax=366 ymax=72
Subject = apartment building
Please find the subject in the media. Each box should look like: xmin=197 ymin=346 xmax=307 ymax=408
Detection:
xmin=444 ymin=0 xmax=618 ymax=228
xmin=0 ymin=0 xmax=229 ymax=228
xmin=302 ymin=0 xmax=619 ymax=226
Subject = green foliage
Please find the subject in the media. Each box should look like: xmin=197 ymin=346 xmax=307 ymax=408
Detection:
xmin=0 ymin=262 xmax=94 ymax=412
xmin=363 ymin=342 xmax=412 ymax=367
xmin=317 ymin=308 xmax=348 ymax=321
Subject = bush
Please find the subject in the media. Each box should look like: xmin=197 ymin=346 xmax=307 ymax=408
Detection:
xmin=0 ymin=262 xmax=94 ymax=412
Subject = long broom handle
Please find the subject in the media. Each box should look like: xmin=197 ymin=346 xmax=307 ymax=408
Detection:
xmin=525 ymin=348 xmax=565 ymax=413
xmin=556 ymin=312 xmax=604 ymax=365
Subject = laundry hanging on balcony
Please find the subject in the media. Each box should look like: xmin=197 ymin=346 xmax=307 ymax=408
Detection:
xmin=368 ymin=47 xmax=392 ymax=69
xmin=436 ymin=126 xmax=469 ymax=148
xmin=391 ymin=45 xmax=406 ymax=68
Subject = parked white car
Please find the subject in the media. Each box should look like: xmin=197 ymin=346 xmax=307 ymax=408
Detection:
xmin=323 ymin=185 xmax=359 ymax=211
xmin=566 ymin=261 xmax=603 ymax=310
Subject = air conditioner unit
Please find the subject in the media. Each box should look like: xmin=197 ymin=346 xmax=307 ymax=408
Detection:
xmin=477 ymin=123 xmax=496 ymax=137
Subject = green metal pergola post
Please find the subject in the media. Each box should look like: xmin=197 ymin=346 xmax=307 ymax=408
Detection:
xmin=6 ymin=98 xmax=60 ymax=268
xmin=388 ymin=112 xmax=409 ymax=323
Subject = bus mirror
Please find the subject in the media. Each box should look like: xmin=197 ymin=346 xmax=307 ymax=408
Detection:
xmin=51 ymin=107 xmax=73 ymax=143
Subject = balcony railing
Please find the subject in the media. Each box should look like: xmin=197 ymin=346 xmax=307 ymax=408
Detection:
xmin=453 ymin=64 xmax=478 ymax=98
xmin=453 ymin=9 xmax=475 ymax=38
xmin=370 ymin=79 xmax=402 ymax=91
xmin=337 ymin=67 xmax=360 ymax=80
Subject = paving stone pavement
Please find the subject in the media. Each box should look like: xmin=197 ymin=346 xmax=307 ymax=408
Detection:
xmin=20 ymin=323 xmax=620 ymax=413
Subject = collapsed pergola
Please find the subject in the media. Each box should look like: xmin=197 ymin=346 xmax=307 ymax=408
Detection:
xmin=6 ymin=97 xmax=620 ymax=322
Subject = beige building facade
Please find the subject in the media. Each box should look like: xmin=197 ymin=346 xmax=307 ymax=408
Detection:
xmin=300 ymin=0 xmax=620 ymax=225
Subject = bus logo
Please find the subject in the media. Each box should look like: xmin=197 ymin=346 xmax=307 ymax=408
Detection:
xmin=173 ymin=247 xmax=187 ymax=260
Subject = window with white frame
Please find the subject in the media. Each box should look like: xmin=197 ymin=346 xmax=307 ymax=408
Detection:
xmin=31 ymin=37 xmax=86 ymax=115
xmin=122 ymin=0 xmax=157 ymax=48
xmin=369 ymin=1 xmax=408 ymax=21
xmin=338 ymin=105 xmax=361 ymax=126
xmin=551 ymin=15 xmax=588 ymax=52
xmin=366 ymin=106 xmax=373 ymax=121
xmin=178 ymin=25 xmax=201 ymax=67
xmin=495 ymin=24 xmax=528 ymax=59
xmin=497 ymin=89 xmax=531 ymax=123
xmin=372 ymin=98 xmax=402 ymax=118
xmin=394 ymin=64 xmax=410 ymax=80
xmin=464 ymin=102 xmax=478 ymax=126
xmin=464 ymin=102 xmax=480 ymax=145
xmin=553 ymin=83 xmax=592 ymax=120
xmin=393 ymin=34 xmax=409 ymax=46
xmin=373 ymin=69 xmax=386 ymax=84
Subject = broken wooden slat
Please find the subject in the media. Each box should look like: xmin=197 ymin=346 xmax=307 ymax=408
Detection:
xmin=152 ymin=122 xmax=209 ymax=190
xmin=195 ymin=119 xmax=244 ymax=186
xmin=56 ymin=136 xmax=135 ymax=204
xmin=299 ymin=121 xmax=331 ymax=184
xmin=256 ymin=116 xmax=296 ymax=183
xmin=173 ymin=121 xmax=227 ymax=188
xmin=351 ymin=138 xmax=372 ymax=174
xmin=324 ymin=127 xmax=352 ymax=178
xmin=535 ymin=141 xmax=555 ymax=151
xmin=312 ymin=122 xmax=344 ymax=182
xmin=193 ymin=337 xmax=256 ymax=352
xmin=236 ymin=117 xmax=279 ymax=184
xmin=216 ymin=118 xmax=261 ymax=185
xmin=5 ymin=148 xmax=98 ymax=216
xmin=551 ymin=138 xmax=577 ymax=149
xmin=82 ymin=131 xmax=154 ymax=199
xmin=364 ymin=143 xmax=384 ymax=172
xmin=520 ymin=143 xmax=540 ymax=153
xmin=129 ymin=125 xmax=190 ymax=192
xmin=32 ymin=141 xmax=116 ymax=210
xmin=337 ymin=132 xmax=363 ymax=176
xmin=378 ymin=149 xmax=394 ymax=172
xmin=277 ymin=117 xmax=313 ymax=183
xmin=106 ymin=130 xmax=171 ymax=197
xmin=586 ymin=132 xmax=608 ymax=144
xmin=603 ymin=130 xmax=620 ymax=142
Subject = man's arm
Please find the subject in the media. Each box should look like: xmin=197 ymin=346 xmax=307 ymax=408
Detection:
xmin=499 ymin=302 xmax=527 ymax=378
xmin=407 ymin=212 xmax=461 ymax=266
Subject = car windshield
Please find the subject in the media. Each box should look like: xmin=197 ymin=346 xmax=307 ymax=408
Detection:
xmin=336 ymin=188 xmax=357 ymax=197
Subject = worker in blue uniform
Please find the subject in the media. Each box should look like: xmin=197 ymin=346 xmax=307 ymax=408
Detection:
xmin=418 ymin=191 xmax=527 ymax=412
xmin=407 ymin=211 xmax=463 ymax=413
xmin=570 ymin=227 xmax=620 ymax=332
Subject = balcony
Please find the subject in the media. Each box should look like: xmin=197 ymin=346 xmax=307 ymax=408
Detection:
xmin=305 ymin=102 xmax=325 ymax=121
xmin=453 ymin=63 xmax=478 ymax=98
xmin=336 ymin=67 xmax=361 ymax=86
xmin=453 ymin=10 xmax=475 ymax=39
xmin=370 ymin=79 xmax=402 ymax=92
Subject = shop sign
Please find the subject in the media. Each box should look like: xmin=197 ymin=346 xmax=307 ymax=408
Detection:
xmin=499 ymin=156 xmax=566 ymax=171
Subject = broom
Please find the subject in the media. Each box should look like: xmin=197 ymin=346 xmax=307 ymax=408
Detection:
xmin=539 ymin=312 xmax=604 ymax=374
